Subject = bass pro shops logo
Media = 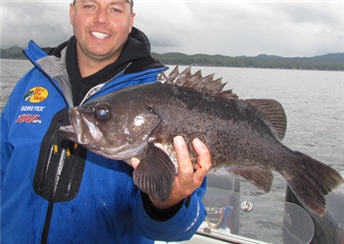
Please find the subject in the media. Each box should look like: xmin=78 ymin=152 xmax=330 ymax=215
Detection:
xmin=24 ymin=87 xmax=49 ymax=103
xmin=17 ymin=87 xmax=48 ymax=124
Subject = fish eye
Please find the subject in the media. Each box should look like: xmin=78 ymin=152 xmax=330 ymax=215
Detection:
xmin=95 ymin=104 xmax=111 ymax=121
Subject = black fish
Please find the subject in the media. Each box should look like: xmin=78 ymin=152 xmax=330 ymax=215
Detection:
xmin=60 ymin=66 xmax=344 ymax=217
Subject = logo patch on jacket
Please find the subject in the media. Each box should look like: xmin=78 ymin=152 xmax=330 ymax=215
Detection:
xmin=24 ymin=87 xmax=49 ymax=103
xmin=16 ymin=114 xmax=42 ymax=124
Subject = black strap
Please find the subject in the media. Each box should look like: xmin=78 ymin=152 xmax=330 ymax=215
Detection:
xmin=41 ymin=201 xmax=54 ymax=244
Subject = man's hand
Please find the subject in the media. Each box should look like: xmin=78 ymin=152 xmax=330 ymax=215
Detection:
xmin=132 ymin=136 xmax=212 ymax=209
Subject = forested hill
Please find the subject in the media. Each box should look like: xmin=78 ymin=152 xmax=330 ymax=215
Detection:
xmin=0 ymin=46 xmax=27 ymax=59
xmin=152 ymin=52 xmax=344 ymax=71
xmin=1 ymin=46 xmax=344 ymax=71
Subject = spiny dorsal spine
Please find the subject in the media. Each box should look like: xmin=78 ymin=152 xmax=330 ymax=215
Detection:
xmin=158 ymin=66 xmax=238 ymax=100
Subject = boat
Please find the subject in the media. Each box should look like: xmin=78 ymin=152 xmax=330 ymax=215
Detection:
xmin=156 ymin=172 xmax=344 ymax=244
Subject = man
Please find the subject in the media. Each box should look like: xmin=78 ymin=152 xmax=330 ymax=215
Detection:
xmin=0 ymin=0 xmax=211 ymax=243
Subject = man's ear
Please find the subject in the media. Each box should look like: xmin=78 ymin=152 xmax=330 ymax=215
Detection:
xmin=129 ymin=13 xmax=136 ymax=33
xmin=69 ymin=3 xmax=75 ymax=25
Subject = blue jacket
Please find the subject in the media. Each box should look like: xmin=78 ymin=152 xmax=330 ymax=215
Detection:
xmin=0 ymin=40 xmax=207 ymax=243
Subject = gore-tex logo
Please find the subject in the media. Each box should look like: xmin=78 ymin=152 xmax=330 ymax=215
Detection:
xmin=16 ymin=114 xmax=42 ymax=124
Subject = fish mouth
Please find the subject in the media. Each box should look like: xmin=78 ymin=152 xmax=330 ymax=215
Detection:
xmin=58 ymin=124 xmax=77 ymax=141
xmin=59 ymin=108 xmax=91 ymax=145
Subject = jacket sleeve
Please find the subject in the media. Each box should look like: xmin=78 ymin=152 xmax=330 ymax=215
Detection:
xmin=0 ymin=69 xmax=36 ymax=188
xmin=133 ymin=178 xmax=207 ymax=241
xmin=0 ymin=85 xmax=19 ymax=188
xmin=0 ymin=109 xmax=12 ymax=188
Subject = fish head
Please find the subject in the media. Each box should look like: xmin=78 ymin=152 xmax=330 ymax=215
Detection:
xmin=59 ymin=96 xmax=162 ymax=160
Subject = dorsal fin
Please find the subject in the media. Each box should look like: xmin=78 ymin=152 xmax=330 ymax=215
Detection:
xmin=158 ymin=66 xmax=238 ymax=100
xmin=166 ymin=66 xmax=179 ymax=84
xmin=244 ymin=99 xmax=287 ymax=140
xmin=175 ymin=66 xmax=192 ymax=86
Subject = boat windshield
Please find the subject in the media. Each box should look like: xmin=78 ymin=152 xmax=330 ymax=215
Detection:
xmin=198 ymin=173 xmax=315 ymax=244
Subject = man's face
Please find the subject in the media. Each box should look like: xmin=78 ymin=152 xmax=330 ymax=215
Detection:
xmin=70 ymin=0 xmax=135 ymax=63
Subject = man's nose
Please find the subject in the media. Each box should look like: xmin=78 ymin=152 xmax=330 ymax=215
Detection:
xmin=94 ymin=8 xmax=108 ymax=24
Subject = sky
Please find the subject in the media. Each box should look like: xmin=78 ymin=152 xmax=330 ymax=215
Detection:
xmin=1 ymin=0 xmax=344 ymax=57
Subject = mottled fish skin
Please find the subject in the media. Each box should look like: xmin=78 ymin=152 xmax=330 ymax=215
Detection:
xmin=60 ymin=68 xmax=344 ymax=216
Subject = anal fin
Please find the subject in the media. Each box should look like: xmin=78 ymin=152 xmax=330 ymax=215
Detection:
xmin=133 ymin=143 xmax=176 ymax=203
xmin=228 ymin=166 xmax=273 ymax=193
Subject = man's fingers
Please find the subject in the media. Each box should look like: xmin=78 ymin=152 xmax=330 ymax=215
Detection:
xmin=173 ymin=136 xmax=193 ymax=176
xmin=192 ymin=138 xmax=212 ymax=178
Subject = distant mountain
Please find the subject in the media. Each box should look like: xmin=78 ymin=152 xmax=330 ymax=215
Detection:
xmin=1 ymin=46 xmax=344 ymax=71
xmin=251 ymin=53 xmax=344 ymax=65
xmin=152 ymin=52 xmax=344 ymax=71
xmin=0 ymin=46 xmax=26 ymax=59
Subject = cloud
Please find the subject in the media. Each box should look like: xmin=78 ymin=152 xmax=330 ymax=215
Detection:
xmin=1 ymin=0 xmax=344 ymax=56
xmin=134 ymin=0 xmax=344 ymax=56
xmin=0 ymin=1 xmax=72 ymax=48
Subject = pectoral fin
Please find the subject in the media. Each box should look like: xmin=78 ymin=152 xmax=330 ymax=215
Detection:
xmin=133 ymin=143 xmax=176 ymax=203
xmin=228 ymin=166 xmax=273 ymax=193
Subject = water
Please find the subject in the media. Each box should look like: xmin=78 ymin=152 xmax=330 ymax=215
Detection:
xmin=1 ymin=60 xmax=344 ymax=242
xmin=0 ymin=59 xmax=33 ymax=111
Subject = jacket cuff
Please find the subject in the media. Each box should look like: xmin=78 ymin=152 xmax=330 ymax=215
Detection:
xmin=141 ymin=191 xmax=185 ymax=221
xmin=134 ymin=190 xmax=206 ymax=241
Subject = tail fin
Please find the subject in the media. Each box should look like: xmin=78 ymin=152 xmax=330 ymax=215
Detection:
xmin=287 ymin=151 xmax=344 ymax=217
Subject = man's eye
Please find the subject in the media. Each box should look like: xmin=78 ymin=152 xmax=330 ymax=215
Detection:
xmin=110 ymin=8 xmax=122 ymax=14
xmin=84 ymin=4 xmax=95 ymax=10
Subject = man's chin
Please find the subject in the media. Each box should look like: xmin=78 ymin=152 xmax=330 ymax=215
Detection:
xmin=86 ymin=47 xmax=122 ymax=62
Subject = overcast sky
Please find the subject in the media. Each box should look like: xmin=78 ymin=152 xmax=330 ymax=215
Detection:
xmin=1 ymin=0 xmax=344 ymax=57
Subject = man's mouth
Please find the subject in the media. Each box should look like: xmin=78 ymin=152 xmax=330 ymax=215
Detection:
xmin=91 ymin=31 xmax=110 ymax=40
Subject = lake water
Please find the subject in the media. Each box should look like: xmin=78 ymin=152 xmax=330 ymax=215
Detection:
xmin=0 ymin=59 xmax=34 ymax=110
xmin=1 ymin=59 xmax=343 ymax=243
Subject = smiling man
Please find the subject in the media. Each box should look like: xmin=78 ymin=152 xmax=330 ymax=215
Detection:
xmin=0 ymin=0 xmax=211 ymax=243
xmin=70 ymin=0 xmax=135 ymax=76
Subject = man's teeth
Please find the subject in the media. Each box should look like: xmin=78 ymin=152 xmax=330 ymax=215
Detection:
xmin=91 ymin=32 xmax=109 ymax=39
